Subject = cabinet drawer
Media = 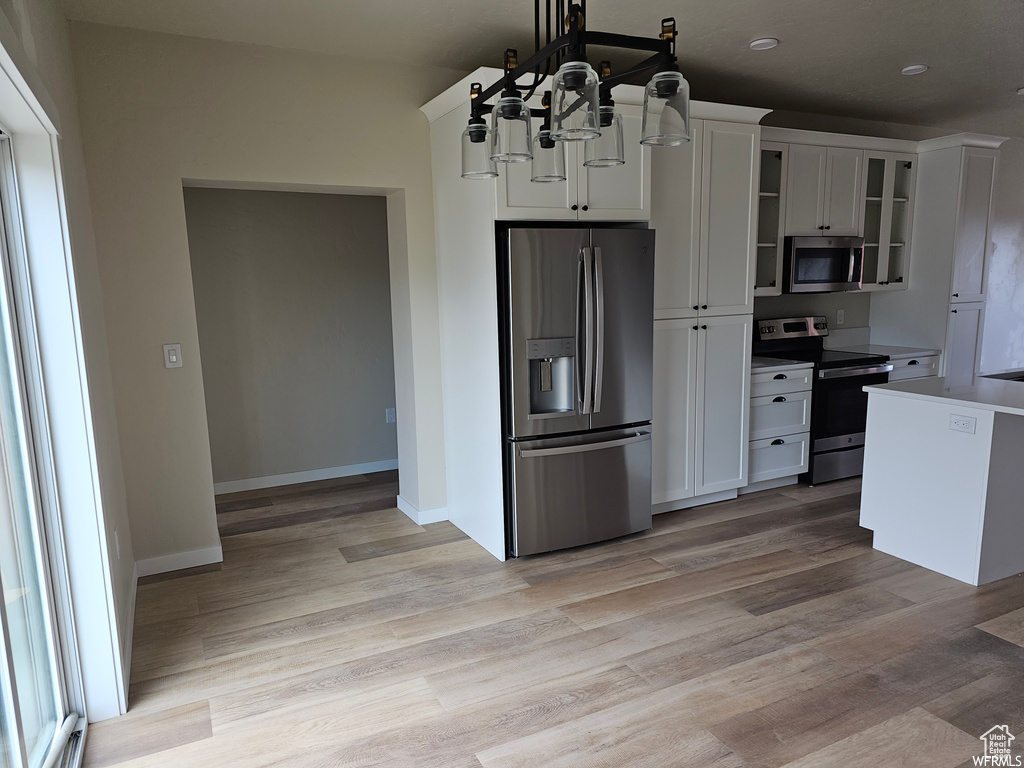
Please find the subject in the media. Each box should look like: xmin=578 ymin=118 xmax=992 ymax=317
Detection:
xmin=750 ymin=367 xmax=813 ymax=397
xmin=749 ymin=433 xmax=810 ymax=484
xmin=749 ymin=391 xmax=812 ymax=441
xmin=888 ymin=354 xmax=939 ymax=381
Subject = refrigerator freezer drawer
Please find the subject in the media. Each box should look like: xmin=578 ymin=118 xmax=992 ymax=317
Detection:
xmin=510 ymin=428 xmax=653 ymax=557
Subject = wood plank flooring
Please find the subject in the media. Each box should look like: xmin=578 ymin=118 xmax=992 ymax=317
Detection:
xmin=84 ymin=474 xmax=1024 ymax=767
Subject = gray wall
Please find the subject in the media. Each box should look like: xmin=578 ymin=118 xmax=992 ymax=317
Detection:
xmin=184 ymin=188 xmax=398 ymax=484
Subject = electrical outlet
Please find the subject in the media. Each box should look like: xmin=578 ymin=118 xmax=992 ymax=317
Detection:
xmin=114 ymin=526 xmax=120 ymax=560
xmin=949 ymin=414 xmax=977 ymax=434
xmin=385 ymin=408 xmax=396 ymax=424
xmin=836 ymin=309 xmax=845 ymax=326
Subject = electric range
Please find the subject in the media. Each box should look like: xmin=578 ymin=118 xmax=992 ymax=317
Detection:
xmin=752 ymin=316 xmax=893 ymax=485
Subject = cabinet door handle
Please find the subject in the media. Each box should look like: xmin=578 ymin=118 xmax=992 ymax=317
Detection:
xmin=818 ymin=225 xmax=824 ymax=231
xmin=692 ymin=325 xmax=698 ymax=331
xmin=771 ymin=439 xmax=785 ymax=446
xmin=952 ymin=309 xmax=958 ymax=314
xmin=581 ymin=205 xmax=589 ymax=211
xmin=701 ymin=304 xmax=708 ymax=310
xmin=907 ymin=359 xmax=920 ymax=366
xmin=701 ymin=325 xmax=708 ymax=330
xmin=953 ymin=292 xmax=959 ymax=298
xmin=571 ymin=204 xmax=579 ymax=211
xmin=773 ymin=374 xmax=787 ymax=380
xmin=693 ymin=305 xmax=699 ymax=311
xmin=773 ymin=396 xmax=787 ymax=403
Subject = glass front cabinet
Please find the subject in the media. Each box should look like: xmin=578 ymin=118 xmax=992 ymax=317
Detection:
xmin=754 ymin=142 xmax=788 ymax=296
xmin=860 ymin=151 xmax=916 ymax=290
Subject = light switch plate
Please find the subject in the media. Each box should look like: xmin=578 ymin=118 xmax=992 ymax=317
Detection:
xmin=163 ymin=343 xmax=183 ymax=368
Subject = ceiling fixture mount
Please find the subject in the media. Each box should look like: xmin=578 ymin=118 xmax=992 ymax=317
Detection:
xmin=748 ymin=38 xmax=779 ymax=51
xmin=1017 ymin=87 xmax=1024 ymax=96
xmin=901 ymin=64 xmax=929 ymax=76
xmin=461 ymin=0 xmax=691 ymax=180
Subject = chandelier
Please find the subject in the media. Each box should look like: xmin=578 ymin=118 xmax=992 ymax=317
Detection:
xmin=462 ymin=0 xmax=691 ymax=181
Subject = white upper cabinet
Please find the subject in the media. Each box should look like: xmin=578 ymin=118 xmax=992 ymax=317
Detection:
xmin=579 ymin=105 xmax=651 ymax=221
xmin=699 ymin=121 xmax=759 ymax=316
xmin=951 ymin=148 xmax=997 ymax=303
xmin=785 ymin=145 xmax=864 ymax=236
xmin=496 ymin=105 xmax=650 ymax=222
xmin=651 ymin=119 xmax=702 ymax=319
xmin=860 ymin=152 xmax=917 ymax=291
xmin=785 ymin=144 xmax=826 ymax=235
xmin=651 ymin=119 xmax=758 ymax=319
xmin=823 ymin=147 xmax=865 ymax=235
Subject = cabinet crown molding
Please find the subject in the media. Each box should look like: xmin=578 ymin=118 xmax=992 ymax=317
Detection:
xmin=761 ymin=126 xmax=1009 ymax=154
xmin=421 ymin=67 xmax=771 ymax=125
xmin=916 ymin=133 xmax=1009 ymax=152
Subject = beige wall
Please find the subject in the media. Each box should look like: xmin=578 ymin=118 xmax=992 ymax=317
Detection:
xmin=70 ymin=23 xmax=460 ymax=561
xmin=2 ymin=0 xmax=135 ymax=678
xmin=183 ymin=188 xmax=398 ymax=483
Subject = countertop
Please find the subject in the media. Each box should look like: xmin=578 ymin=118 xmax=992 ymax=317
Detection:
xmin=864 ymin=376 xmax=1024 ymax=417
xmin=751 ymin=356 xmax=814 ymax=372
xmin=835 ymin=344 xmax=941 ymax=360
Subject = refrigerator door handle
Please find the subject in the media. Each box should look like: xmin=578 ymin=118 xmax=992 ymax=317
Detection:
xmin=517 ymin=430 xmax=651 ymax=458
xmin=579 ymin=247 xmax=594 ymax=415
xmin=593 ymin=245 xmax=605 ymax=413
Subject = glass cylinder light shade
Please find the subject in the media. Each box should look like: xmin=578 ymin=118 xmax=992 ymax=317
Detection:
xmin=461 ymin=120 xmax=498 ymax=179
xmin=490 ymin=95 xmax=533 ymax=163
xmin=550 ymin=60 xmax=601 ymax=141
xmin=584 ymin=106 xmax=625 ymax=167
xmin=531 ymin=130 xmax=566 ymax=182
xmin=641 ymin=71 xmax=691 ymax=147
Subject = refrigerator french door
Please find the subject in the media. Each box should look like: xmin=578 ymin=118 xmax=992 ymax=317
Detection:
xmin=500 ymin=226 xmax=655 ymax=557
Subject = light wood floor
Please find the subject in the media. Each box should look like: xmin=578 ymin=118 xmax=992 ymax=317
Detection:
xmin=83 ymin=473 xmax=1024 ymax=767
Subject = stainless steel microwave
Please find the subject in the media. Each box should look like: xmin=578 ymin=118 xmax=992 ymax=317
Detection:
xmin=783 ymin=236 xmax=864 ymax=293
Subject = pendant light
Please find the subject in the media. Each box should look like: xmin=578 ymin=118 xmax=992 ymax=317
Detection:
xmin=550 ymin=58 xmax=601 ymax=141
xmin=641 ymin=68 xmax=691 ymax=147
xmin=584 ymin=64 xmax=625 ymax=167
xmin=531 ymin=92 xmax=567 ymax=182
xmin=490 ymin=50 xmax=533 ymax=162
xmin=461 ymin=116 xmax=498 ymax=179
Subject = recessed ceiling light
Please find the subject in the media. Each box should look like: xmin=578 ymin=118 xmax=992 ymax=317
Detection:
xmin=749 ymin=38 xmax=779 ymax=51
xmin=1018 ymin=87 xmax=1024 ymax=96
xmin=901 ymin=64 xmax=929 ymax=76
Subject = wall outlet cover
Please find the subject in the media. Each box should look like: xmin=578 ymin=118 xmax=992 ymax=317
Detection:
xmin=385 ymin=407 xmax=396 ymax=424
xmin=949 ymin=414 xmax=977 ymax=434
xmin=836 ymin=309 xmax=845 ymax=325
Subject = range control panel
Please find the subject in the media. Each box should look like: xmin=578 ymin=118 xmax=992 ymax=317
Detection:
xmin=757 ymin=316 xmax=829 ymax=341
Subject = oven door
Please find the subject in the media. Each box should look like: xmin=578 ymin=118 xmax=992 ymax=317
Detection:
xmin=811 ymin=365 xmax=892 ymax=452
xmin=786 ymin=237 xmax=863 ymax=293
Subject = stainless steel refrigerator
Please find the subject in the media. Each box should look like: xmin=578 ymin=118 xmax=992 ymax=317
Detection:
xmin=499 ymin=226 xmax=655 ymax=557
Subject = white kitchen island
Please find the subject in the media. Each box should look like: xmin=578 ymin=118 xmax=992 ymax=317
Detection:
xmin=860 ymin=375 xmax=1024 ymax=585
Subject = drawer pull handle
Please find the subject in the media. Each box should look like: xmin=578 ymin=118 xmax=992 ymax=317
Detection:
xmin=773 ymin=374 xmax=787 ymax=380
xmin=907 ymin=360 xmax=919 ymax=365
xmin=771 ymin=439 xmax=785 ymax=446
xmin=773 ymin=396 xmax=787 ymax=403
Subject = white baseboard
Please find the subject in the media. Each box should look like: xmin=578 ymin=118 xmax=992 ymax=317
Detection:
xmin=213 ymin=459 xmax=399 ymax=495
xmin=653 ymin=488 xmax=738 ymax=515
xmin=120 ymin=562 xmax=138 ymax=711
xmin=396 ymin=494 xmax=448 ymax=525
xmin=738 ymin=476 xmax=800 ymax=495
xmin=136 ymin=545 xmax=224 ymax=578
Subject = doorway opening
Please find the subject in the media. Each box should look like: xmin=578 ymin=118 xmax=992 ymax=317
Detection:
xmin=183 ymin=186 xmax=400 ymax=537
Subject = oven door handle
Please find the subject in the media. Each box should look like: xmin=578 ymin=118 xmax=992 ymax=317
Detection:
xmin=818 ymin=364 xmax=894 ymax=380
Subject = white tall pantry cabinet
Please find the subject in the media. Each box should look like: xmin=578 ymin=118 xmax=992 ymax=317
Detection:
xmin=650 ymin=115 xmax=765 ymax=511
xmin=871 ymin=135 xmax=1006 ymax=383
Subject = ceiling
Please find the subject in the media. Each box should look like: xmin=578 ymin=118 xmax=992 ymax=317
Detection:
xmin=60 ymin=0 xmax=1024 ymax=137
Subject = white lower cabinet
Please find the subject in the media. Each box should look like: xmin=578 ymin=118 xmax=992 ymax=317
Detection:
xmin=652 ymin=314 xmax=752 ymax=507
xmin=744 ymin=361 xmax=813 ymax=487
xmin=945 ymin=301 xmax=986 ymax=387
xmin=888 ymin=353 xmax=940 ymax=381
xmin=749 ymin=434 xmax=811 ymax=484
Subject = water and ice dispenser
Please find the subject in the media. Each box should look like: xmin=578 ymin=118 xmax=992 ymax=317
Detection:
xmin=526 ymin=337 xmax=575 ymax=416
